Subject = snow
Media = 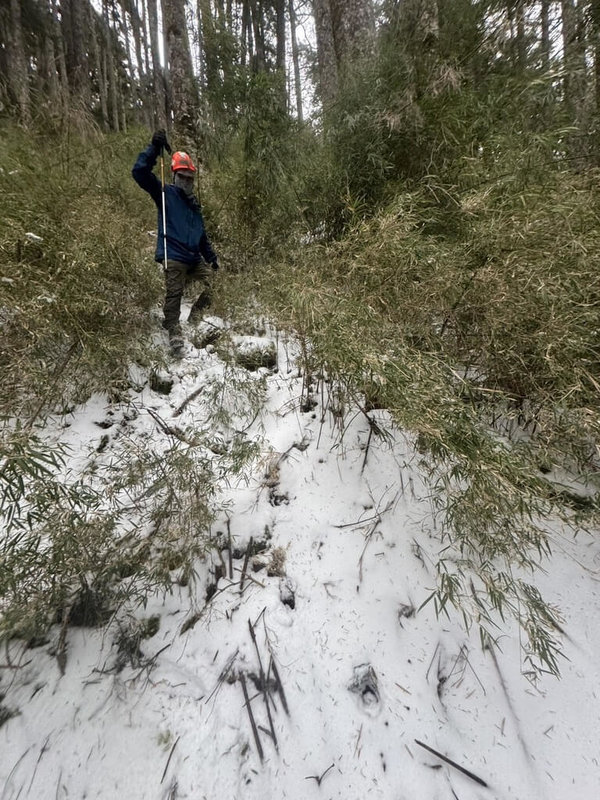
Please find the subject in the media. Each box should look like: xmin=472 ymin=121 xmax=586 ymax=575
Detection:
xmin=2 ymin=309 xmax=600 ymax=800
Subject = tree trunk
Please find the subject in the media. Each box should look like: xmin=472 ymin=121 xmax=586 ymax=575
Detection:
xmin=561 ymin=0 xmax=585 ymax=121
xmin=148 ymin=0 xmax=168 ymax=128
xmin=516 ymin=0 xmax=526 ymax=69
xmin=329 ymin=0 xmax=375 ymax=68
xmin=249 ymin=0 xmax=266 ymax=72
xmin=89 ymin=5 xmax=109 ymax=130
xmin=289 ymin=0 xmax=303 ymax=121
xmin=42 ymin=28 xmax=62 ymax=112
xmin=276 ymin=0 xmax=286 ymax=72
xmin=198 ymin=0 xmax=219 ymax=96
xmin=241 ymin=0 xmax=253 ymax=68
xmin=540 ymin=0 xmax=550 ymax=70
xmin=64 ymin=0 xmax=91 ymax=105
xmin=275 ymin=0 xmax=287 ymax=109
xmin=120 ymin=1 xmax=142 ymax=123
xmin=162 ymin=0 xmax=198 ymax=134
xmin=313 ymin=0 xmax=339 ymax=110
xmin=47 ymin=0 xmax=69 ymax=118
xmin=103 ymin=0 xmax=121 ymax=131
xmin=8 ymin=0 xmax=31 ymax=125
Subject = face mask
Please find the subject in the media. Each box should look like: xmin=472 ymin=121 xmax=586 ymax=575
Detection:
xmin=174 ymin=173 xmax=194 ymax=195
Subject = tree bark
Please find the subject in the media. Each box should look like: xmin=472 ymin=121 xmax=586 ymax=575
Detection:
xmin=148 ymin=0 xmax=168 ymax=128
xmin=249 ymin=0 xmax=266 ymax=72
xmin=276 ymin=0 xmax=286 ymax=72
xmin=289 ymin=0 xmax=303 ymax=121
xmin=313 ymin=0 xmax=339 ymax=109
xmin=89 ymin=4 xmax=109 ymax=130
xmin=64 ymin=0 xmax=92 ymax=104
xmin=7 ymin=0 xmax=31 ymax=125
xmin=198 ymin=0 xmax=219 ymax=96
xmin=103 ymin=0 xmax=121 ymax=131
xmin=329 ymin=0 xmax=375 ymax=68
xmin=540 ymin=0 xmax=550 ymax=70
xmin=162 ymin=0 xmax=199 ymax=134
xmin=561 ymin=0 xmax=587 ymax=121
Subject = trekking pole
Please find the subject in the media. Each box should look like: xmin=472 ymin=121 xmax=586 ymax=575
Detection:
xmin=159 ymin=146 xmax=168 ymax=268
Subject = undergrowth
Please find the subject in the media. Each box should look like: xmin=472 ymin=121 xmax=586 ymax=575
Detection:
xmin=0 ymin=122 xmax=162 ymax=420
xmin=215 ymin=160 xmax=600 ymax=678
xmin=0 ymin=362 xmax=264 ymax=642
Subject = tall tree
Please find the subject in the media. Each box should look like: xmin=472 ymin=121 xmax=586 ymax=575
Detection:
xmin=147 ymin=0 xmax=168 ymax=128
xmin=289 ymin=0 xmax=303 ymax=121
xmin=63 ymin=0 xmax=92 ymax=105
xmin=162 ymin=0 xmax=199 ymax=134
xmin=561 ymin=0 xmax=586 ymax=125
xmin=313 ymin=0 xmax=339 ymax=110
xmin=6 ymin=0 xmax=31 ymax=125
xmin=329 ymin=0 xmax=375 ymax=68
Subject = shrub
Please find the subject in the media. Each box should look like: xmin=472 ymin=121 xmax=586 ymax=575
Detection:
xmin=0 ymin=123 xmax=162 ymax=419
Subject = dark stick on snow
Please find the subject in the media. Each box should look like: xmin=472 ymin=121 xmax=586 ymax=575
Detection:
xmin=160 ymin=736 xmax=180 ymax=784
xmin=361 ymin=421 xmax=374 ymax=474
xmin=269 ymin=656 xmax=290 ymax=716
xmin=241 ymin=673 xmax=264 ymax=762
xmin=173 ymin=385 xmax=204 ymax=417
xmin=205 ymin=649 xmax=239 ymax=704
xmin=304 ymin=763 xmax=335 ymax=786
xmin=227 ymin=520 xmax=233 ymax=579
xmin=239 ymin=537 xmax=253 ymax=594
xmin=248 ymin=619 xmax=278 ymax=750
xmin=414 ymin=740 xmax=489 ymax=788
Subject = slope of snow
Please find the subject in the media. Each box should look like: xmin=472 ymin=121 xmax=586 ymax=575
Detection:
xmin=2 ymin=316 xmax=600 ymax=800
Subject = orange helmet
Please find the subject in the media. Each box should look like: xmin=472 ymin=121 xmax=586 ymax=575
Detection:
xmin=171 ymin=151 xmax=196 ymax=173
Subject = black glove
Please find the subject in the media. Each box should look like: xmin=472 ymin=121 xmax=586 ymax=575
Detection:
xmin=210 ymin=259 xmax=219 ymax=271
xmin=151 ymin=129 xmax=171 ymax=154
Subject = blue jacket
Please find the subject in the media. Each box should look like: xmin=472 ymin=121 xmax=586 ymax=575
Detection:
xmin=132 ymin=144 xmax=217 ymax=266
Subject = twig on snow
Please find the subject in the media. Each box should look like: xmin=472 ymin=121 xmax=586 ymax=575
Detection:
xmin=304 ymin=763 xmax=335 ymax=786
xmin=248 ymin=619 xmax=278 ymax=750
xmin=268 ymin=656 xmax=289 ymax=716
xmin=146 ymin=408 xmax=190 ymax=443
xmin=160 ymin=736 xmax=180 ymax=784
xmin=227 ymin=519 xmax=233 ymax=579
xmin=239 ymin=537 xmax=253 ymax=594
xmin=425 ymin=642 xmax=441 ymax=684
xmin=26 ymin=736 xmax=50 ymax=795
xmin=205 ymin=649 xmax=239 ymax=705
xmin=240 ymin=673 xmax=264 ymax=762
xmin=414 ymin=739 xmax=489 ymax=788
xmin=172 ymin=386 xmax=204 ymax=417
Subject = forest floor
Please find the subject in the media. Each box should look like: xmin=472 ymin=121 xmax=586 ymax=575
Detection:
xmin=1 ymin=307 xmax=600 ymax=800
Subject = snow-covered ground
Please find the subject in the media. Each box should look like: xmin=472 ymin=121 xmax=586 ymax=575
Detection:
xmin=2 ymin=313 xmax=600 ymax=800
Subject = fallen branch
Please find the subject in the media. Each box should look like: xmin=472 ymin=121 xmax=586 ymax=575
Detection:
xmin=205 ymin=649 xmax=239 ymax=704
xmin=240 ymin=673 xmax=264 ymax=762
xmin=146 ymin=408 xmax=190 ymax=443
xmin=414 ymin=739 xmax=488 ymax=788
xmin=304 ymin=763 xmax=335 ymax=786
xmin=268 ymin=656 xmax=289 ymax=716
xmin=160 ymin=736 xmax=180 ymax=784
xmin=227 ymin=520 xmax=233 ymax=579
xmin=173 ymin=385 xmax=204 ymax=417
xmin=248 ymin=619 xmax=278 ymax=750
xmin=239 ymin=537 xmax=253 ymax=594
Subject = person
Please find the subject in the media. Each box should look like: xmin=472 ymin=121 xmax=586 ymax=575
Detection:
xmin=132 ymin=129 xmax=219 ymax=351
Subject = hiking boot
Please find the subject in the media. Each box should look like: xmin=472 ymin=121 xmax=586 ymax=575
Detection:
xmin=187 ymin=308 xmax=203 ymax=325
xmin=168 ymin=324 xmax=184 ymax=355
xmin=169 ymin=335 xmax=185 ymax=357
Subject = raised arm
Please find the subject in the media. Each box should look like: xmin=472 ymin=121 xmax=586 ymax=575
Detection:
xmin=132 ymin=143 xmax=162 ymax=206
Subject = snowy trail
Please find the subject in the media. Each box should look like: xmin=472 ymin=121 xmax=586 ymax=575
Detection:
xmin=1 ymin=316 xmax=600 ymax=799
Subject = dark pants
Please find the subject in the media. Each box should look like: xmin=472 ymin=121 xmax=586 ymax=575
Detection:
xmin=163 ymin=259 xmax=212 ymax=332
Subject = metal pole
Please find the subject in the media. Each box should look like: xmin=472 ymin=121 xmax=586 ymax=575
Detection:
xmin=159 ymin=149 xmax=168 ymax=267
